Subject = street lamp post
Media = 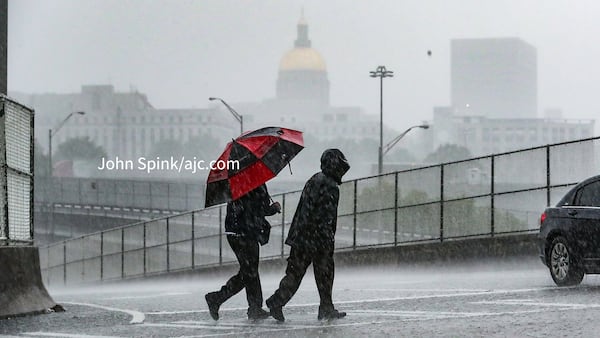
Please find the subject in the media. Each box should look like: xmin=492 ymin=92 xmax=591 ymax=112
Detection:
xmin=48 ymin=111 xmax=85 ymax=176
xmin=382 ymin=124 xmax=430 ymax=157
xmin=370 ymin=66 xmax=394 ymax=175
xmin=209 ymin=97 xmax=243 ymax=134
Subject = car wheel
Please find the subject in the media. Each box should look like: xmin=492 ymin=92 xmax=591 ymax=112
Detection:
xmin=549 ymin=236 xmax=584 ymax=286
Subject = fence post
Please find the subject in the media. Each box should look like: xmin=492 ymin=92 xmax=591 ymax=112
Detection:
xmin=394 ymin=172 xmax=398 ymax=246
xmin=440 ymin=164 xmax=444 ymax=242
xmin=281 ymin=194 xmax=286 ymax=259
xmin=63 ymin=241 xmax=67 ymax=286
xmin=490 ymin=155 xmax=495 ymax=237
xmin=100 ymin=232 xmax=104 ymax=281
xmin=219 ymin=207 xmax=223 ymax=265
xmin=546 ymin=145 xmax=551 ymax=207
xmin=166 ymin=218 xmax=170 ymax=272
xmin=353 ymin=180 xmax=357 ymax=249
xmin=191 ymin=212 xmax=195 ymax=268
xmin=143 ymin=222 xmax=147 ymax=275
xmin=121 ymin=228 xmax=125 ymax=279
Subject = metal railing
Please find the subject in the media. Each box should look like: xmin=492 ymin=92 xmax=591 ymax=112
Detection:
xmin=39 ymin=136 xmax=600 ymax=286
xmin=34 ymin=177 xmax=206 ymax=214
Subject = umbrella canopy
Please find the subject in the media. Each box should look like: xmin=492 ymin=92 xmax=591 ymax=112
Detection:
xmin=205 ymin=126 xmax=304 ymax=207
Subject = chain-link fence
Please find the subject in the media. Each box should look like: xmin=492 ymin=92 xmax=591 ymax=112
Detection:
xmin=0 ymin=95 xmax=34 ymax=243
xmin=40 ymin=136 xmax=600 ymax=286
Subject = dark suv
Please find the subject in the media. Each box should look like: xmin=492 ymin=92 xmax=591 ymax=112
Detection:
xmin=539 ymin=175 xmax=600 ymax=286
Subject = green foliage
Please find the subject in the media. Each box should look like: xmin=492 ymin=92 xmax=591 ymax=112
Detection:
xmin=34 ymin=138 xmax=49 ymax=177
xmin=344 ymin=180 xmax=529 ymax=242
xmin=54 ymin=136 xmax=107 ymax=161
xmin=424 ymin=144 xmax=472 ymax=164
xmin=386 ymin=147 xmax=417 ymax=163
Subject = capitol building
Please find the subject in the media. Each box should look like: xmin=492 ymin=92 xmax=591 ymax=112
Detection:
xmin=232 ymin=14 xmax=383 ymax=142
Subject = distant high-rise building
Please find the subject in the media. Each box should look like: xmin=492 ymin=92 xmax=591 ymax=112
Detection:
xmin=451 ymin=37 xmax=537 ymax=118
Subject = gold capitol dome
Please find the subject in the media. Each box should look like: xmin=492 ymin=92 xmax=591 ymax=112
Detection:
xmin=279 ymin=11 xmax=326 ymax=72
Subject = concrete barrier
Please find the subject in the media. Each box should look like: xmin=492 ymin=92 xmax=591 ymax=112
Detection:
xmin=0 ymin=246 xmax=57 ymax=319
xmin=333 ymin=233 xmax=539 ymax=267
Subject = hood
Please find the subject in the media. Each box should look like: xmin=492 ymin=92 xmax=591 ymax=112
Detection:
xmin=320 ymin=148 xmax=350 ymax=184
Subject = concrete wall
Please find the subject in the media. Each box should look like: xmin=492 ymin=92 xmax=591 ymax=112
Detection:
xmin=0 ymin=246 xmax=56 ymax=318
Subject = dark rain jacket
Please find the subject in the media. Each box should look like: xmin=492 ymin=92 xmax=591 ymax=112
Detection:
xmin=285 ymin=149 xmax=350 ymax=253
xmin=225 ymin=184 xmax=279 ymax=245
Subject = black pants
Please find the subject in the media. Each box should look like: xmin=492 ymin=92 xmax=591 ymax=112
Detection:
xmin=266 ymin=246 xmax=335 ymax=311
xmin=212 ymin=235 xmax=263 ymax=310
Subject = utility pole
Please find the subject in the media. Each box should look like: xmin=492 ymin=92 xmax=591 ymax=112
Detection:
xmin=370 ymin=66 xmax=394 ymax=174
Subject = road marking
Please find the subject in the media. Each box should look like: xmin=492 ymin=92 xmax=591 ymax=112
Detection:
xmin=60 ymin=301 xmax=145 ymax=324
xmin=174 ymin=320 xmax=318 ymax=329
xmin=349 ymin=309 xmax=544 ymax=319
xmin=358 ymin=288 xmax=490 ymax=292
xmin=173 ymin=320 xmax=387 ymax=338
xmin=146 ymin=287 xmax=557 ymax=316
xmin=473 ymin=299 xmax=600 ymax=308
xmin=104 ymin=292 xmax=190 ymax=300
xmin=20 ymin=333 xmax=123 ymax=338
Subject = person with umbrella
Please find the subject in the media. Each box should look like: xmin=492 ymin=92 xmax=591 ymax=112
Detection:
xmin=205 ymin=183 xmax=280 ymax=320
xmin=266 ymin=148 xmax=350 ymax=322
xmin=204 ymin=127 xmax=304 ymax=321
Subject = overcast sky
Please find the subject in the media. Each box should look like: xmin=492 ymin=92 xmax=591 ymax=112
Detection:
xmin=7 ymin=0 xmax=600 ymax=131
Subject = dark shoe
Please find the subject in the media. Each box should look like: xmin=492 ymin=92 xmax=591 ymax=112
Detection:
xmin=318 ymin=308 xmax=347 ymax=320
xmin=248 ymin=307 xmax=270 ymax=320
xmin=269 ymin=306 xmax=285 ymax=322
xmin=205 ymin=292 xmax=221 ymax=320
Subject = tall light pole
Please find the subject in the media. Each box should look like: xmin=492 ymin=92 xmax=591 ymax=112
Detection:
xmin=370 ymin=66 xmax=394 ymax=174
xmin=48 ymin=111 xmax=85 ymax=176
xmin=209 ymin=97 xmax=243 ymax=135
xmin=382 ymin=124 xmax=430 ymax=157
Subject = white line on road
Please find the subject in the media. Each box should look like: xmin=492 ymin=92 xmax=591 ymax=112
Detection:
xmin=349 ymin=309 xmax=544 ymax=319
xmin=60 ymin=301 xmax=145 ymax=324
xmin=473 ymin=299 xmax=600 ymax=308
xmin=171 ymin=320 xmax=387 ymax=338
xmin=104 ymin=292 xmax=190 ymax=300
xmin=20 ymin=333 xmax=123 ymax=338
xmin=146 ymin=286 xmax=558 ymax=316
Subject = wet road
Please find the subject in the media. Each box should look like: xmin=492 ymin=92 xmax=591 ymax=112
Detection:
xmin=3 ymin=258 xmax=600 ymax=337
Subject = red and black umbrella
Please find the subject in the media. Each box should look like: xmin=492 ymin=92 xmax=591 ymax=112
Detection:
xmin=204 ymin=126 xmax=304 ymax=207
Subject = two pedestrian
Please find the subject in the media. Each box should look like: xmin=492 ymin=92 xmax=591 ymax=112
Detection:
xmin=266 ymin=148 xmax=350 ymax=322
xmin=205 ymin=183 xmax=281 ymax=321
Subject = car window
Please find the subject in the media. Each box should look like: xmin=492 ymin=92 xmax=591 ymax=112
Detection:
xmin=575 ymin=181 xmax=600 ymax=207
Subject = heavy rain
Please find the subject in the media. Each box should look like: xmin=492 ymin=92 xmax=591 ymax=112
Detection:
xmin=1 ymin=1 xmax=600 ymax=337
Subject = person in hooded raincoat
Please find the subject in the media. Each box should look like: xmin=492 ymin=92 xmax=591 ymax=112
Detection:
xmin=205 ymin=184 xmax=280 ymax=321
xmin=266 ymin=149 xmax=350 ymax=322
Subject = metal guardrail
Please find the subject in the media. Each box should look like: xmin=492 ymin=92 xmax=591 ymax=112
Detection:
xmin=34 ymin=177 xmax=205 ymax=213
xmin=39 ymin=136 xmax=600 ymax=286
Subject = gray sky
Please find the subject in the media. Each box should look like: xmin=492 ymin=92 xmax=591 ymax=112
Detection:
xmin=7 ymin=0 xmax=600 ymax=131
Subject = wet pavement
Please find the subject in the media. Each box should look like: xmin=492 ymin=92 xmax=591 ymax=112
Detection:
xmin=3 ymin=258 xmax=600 ymax=337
